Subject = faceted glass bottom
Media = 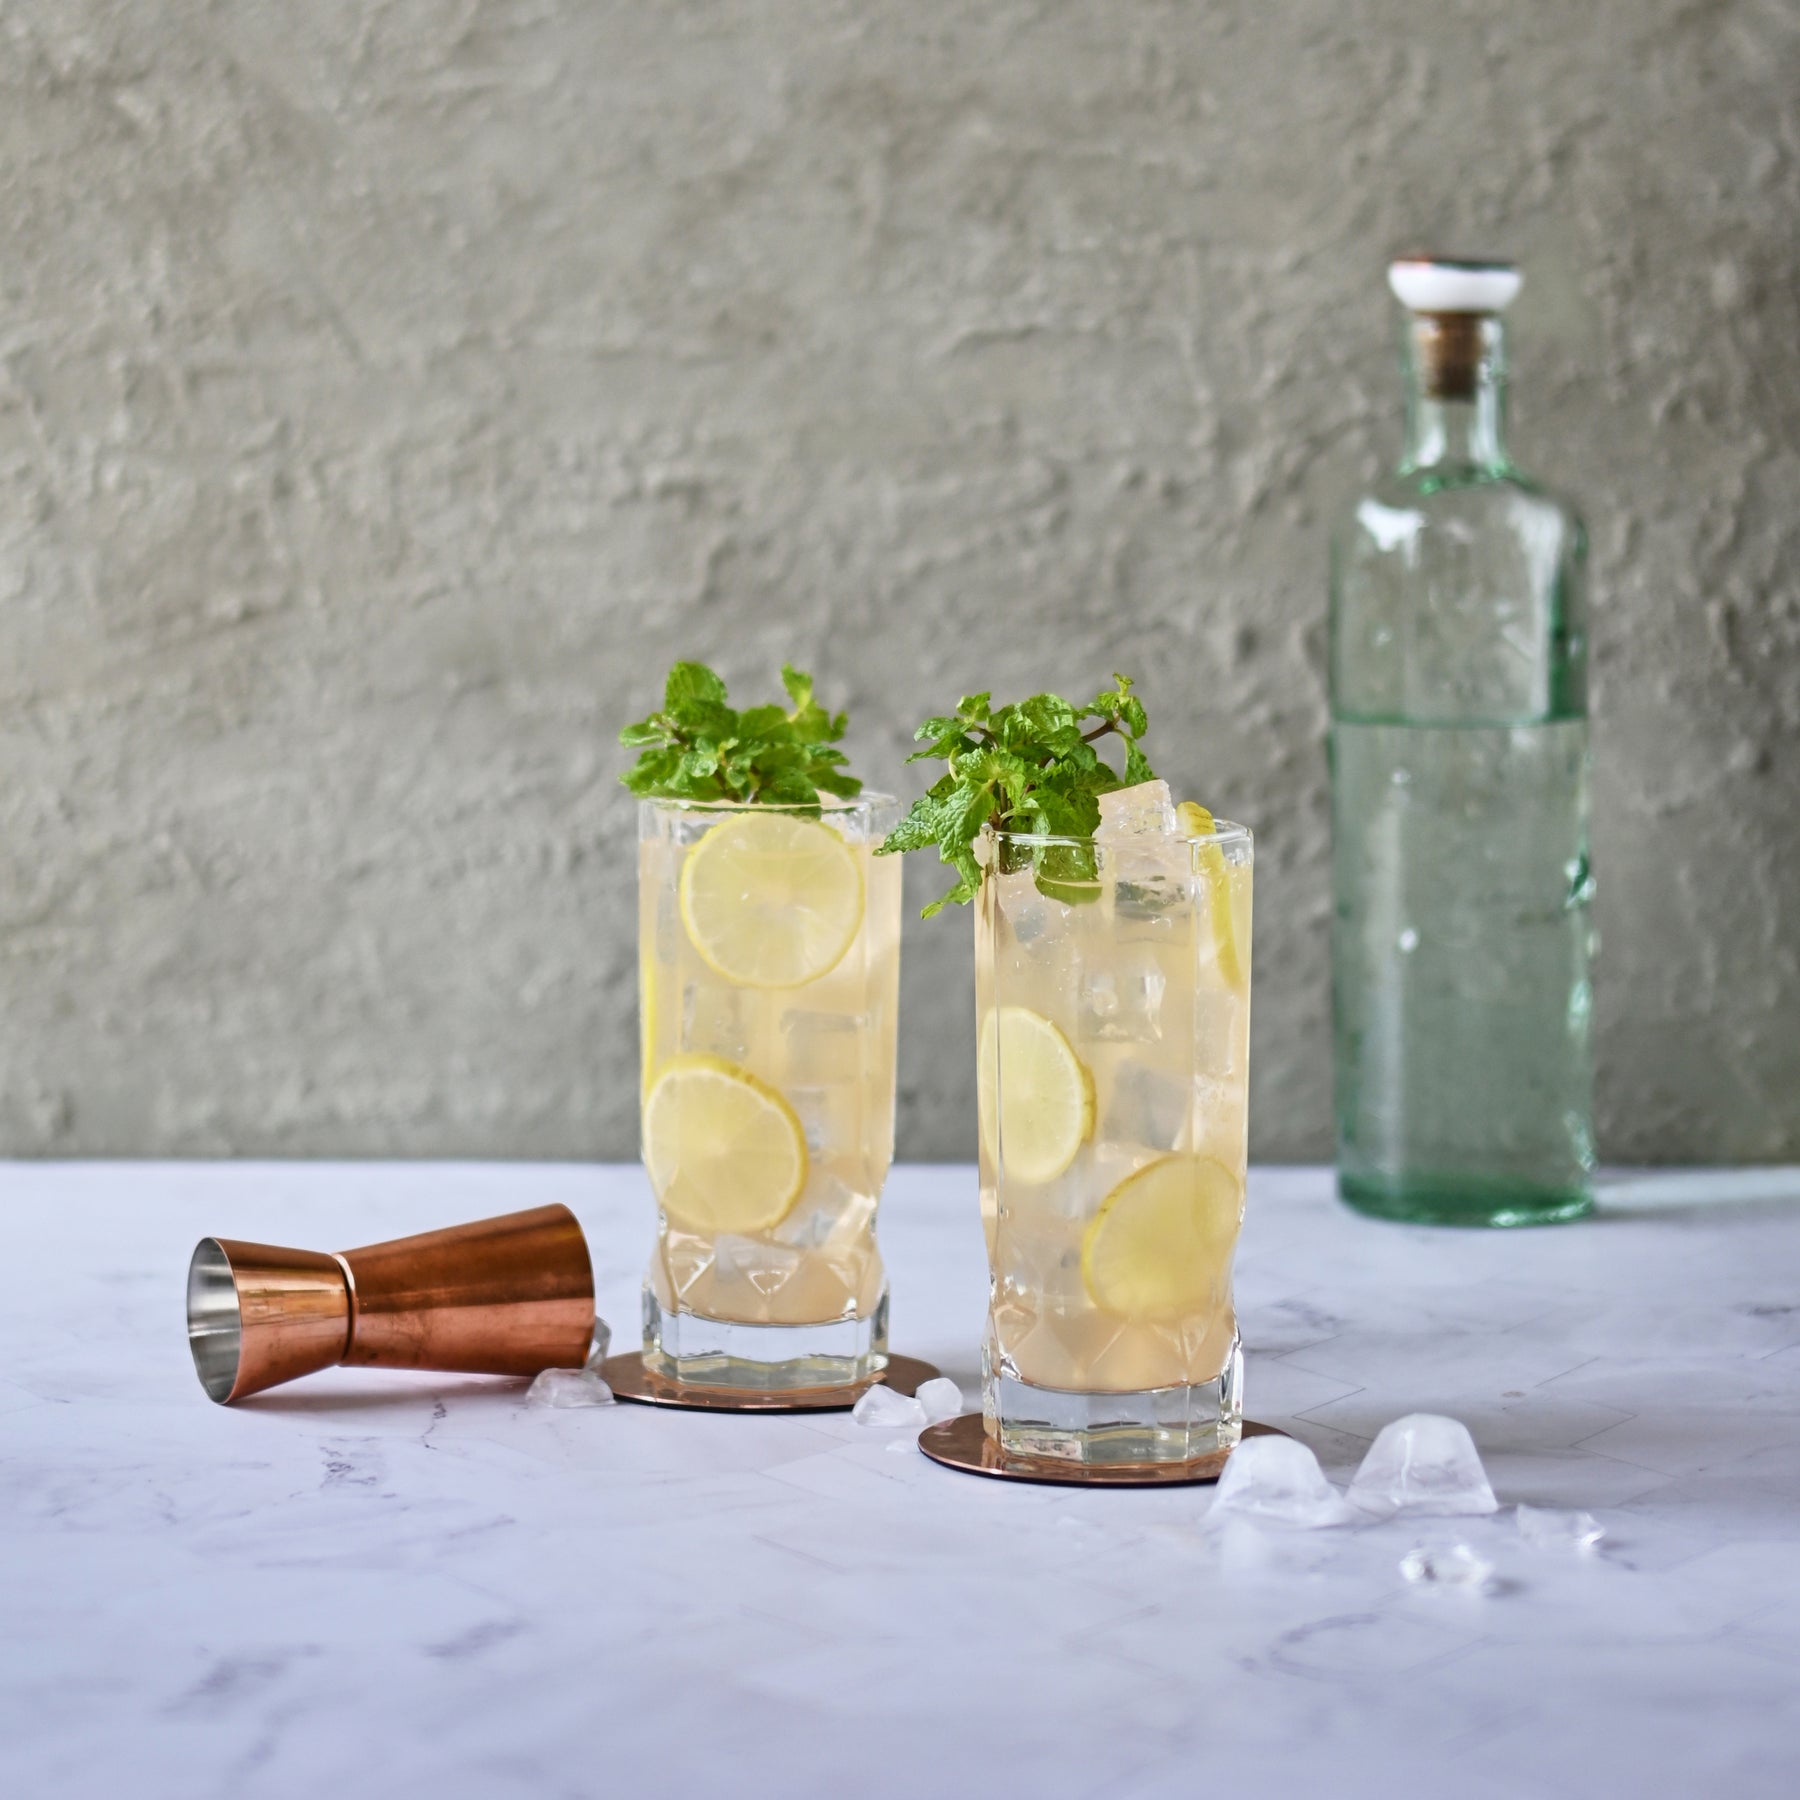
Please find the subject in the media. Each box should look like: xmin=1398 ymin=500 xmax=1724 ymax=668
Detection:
xmin=984 ymin=1333 xmax=1243 ymax=1466
xmin=642 ymin=1286 xmax=889 ymax=1390
xmin=1340 ymin=1170 xmax=1593 ymax=1229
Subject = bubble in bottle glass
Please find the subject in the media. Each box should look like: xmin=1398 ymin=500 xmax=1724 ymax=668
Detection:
xmin=638 ymin=795 xmax=901 ymax=1389
xmin=975 ymin=806 xmax=1252 ymax=1465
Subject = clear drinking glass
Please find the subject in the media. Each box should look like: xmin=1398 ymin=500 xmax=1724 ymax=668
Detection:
xmin=975 ymin=818 xmax=1253 ymax=1464
xmin=638 ymin=795 xmax=901 ymax=1388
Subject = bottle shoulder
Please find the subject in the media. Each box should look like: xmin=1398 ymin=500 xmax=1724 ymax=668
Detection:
xmin=1333 ymin=468 xmax=1585 ymax=570
xmin=1329 ymin=464 xmax=1589 ymax=725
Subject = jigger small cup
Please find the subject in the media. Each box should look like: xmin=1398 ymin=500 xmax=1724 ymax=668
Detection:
xmin=187 ymin=1203 xmax=596 ymax=1403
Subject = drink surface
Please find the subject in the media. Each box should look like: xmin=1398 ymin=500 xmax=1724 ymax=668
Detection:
xmin=976 ymin=828 xmax=1252 ymax=1400
xmin=1331 ymin=718 xmax=1595 ymax=1221
xmin=638 ymin=801 xmax=900 ymax=1327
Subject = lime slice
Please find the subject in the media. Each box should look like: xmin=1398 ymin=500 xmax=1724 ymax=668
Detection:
xmin=642 ymin=1054 xmax=807 ymax=1233
xmin=679 ymin=813 xmax=864 ymax=989
xmin=977 ymin=1006 xmax=1094 ymax=1184
xmin=1080 ymin=1154 xmax=1243 ymax=1323
xmin=1176 ymin=801 xmax=1247 ymax=994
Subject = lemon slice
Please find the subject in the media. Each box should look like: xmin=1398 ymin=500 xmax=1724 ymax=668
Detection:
xmin=678 ymin=813 xmax=864 ymax=989
xmin=642 ymin=1054 xmax=807 ymax=1233
xmin=1176 ymin=801 xmax=1247 ymax=994
xmin=977 ymin=1006 xmax=1094 ymax=1184
xmin=1081 ymin=1154 xmax=1243 ymax=1323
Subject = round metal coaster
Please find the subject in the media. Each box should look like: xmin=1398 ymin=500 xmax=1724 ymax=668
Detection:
xmin=917 ymin=1414 xmax=1290 ymax=1487
xmin=601 ymin=1351 xmax=940 ymax=1414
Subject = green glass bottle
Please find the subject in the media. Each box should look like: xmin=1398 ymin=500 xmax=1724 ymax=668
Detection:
xmin=1329 ymin=258 xmax=1595 ymax=1227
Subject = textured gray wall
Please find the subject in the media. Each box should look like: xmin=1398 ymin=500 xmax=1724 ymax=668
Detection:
xmin=1 ymin=1 xmax=1796 ymax=1160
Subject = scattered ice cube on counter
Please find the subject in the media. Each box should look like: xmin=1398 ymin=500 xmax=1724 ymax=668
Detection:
xmin=852 ymin=1384 xmax=928 ymax=1429
xmin=584 ymin=1318 xmax=613 ymax=1370
xmin=1209 ymin=1434 xmax=1356 ymax=1529
xmin=1399 ymin=1543 xmax=1494 ymax=1588
xmin=1516 ymin=1504 xmax=1605 ymax=1551
xmin=914 ymin=1377 xmax=966 ymax=1424
xmin=1096 ymin=780 xmax=1177 ymax=839
xmin=527 ymin=1368 xmax=615 ymax=1409
xmin=1348 ymin=1414 xmax=1499 ymax=1518
xmin=1211 ymin=1517 xmax=1283 ymax=1575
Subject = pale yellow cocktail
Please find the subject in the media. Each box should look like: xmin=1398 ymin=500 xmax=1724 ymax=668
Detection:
xmin=639 ymin=796 xmax=900 ymax=1387
xmin=975 ymin=788 xmax=1252 ymax=1462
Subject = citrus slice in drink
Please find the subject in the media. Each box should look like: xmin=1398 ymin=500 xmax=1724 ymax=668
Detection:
xmin=977 ymin=1006 xmax=1094 ymax=1184
xmin=1176 ymin=800 xmax=1247 ymax=994
xmin=1080 ymin=1153 xmax=1243 ymax=1323
xmin=642 ymin=1054 xmax=808 ymax=1233
xmin=679 ymin=813 xmax=864 ymax=989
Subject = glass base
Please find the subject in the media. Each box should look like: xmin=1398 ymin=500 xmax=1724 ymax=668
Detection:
xmin=1339 ymin=1169 xmax=1593 ymax=1229
xmin=642 ymin=1287 xmax=888 ymax=1391
xmin=984 ymin=1333 xmax=1243 ymax=1467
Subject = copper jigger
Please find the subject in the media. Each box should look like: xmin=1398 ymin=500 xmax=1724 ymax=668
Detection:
xmin=186 ymin=1204 xmax=595 ymax=1404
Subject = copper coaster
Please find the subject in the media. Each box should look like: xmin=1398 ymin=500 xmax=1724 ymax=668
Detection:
xmin=602 ymin=1350 xmax=940 ymax=1414
xmin=918 ymin=1413 xmax=1289 ymax=1487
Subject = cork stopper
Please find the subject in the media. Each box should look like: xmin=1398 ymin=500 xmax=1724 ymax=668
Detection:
xmin=1409 ymin=313 xmax=1485 ymax=401
xmin=1388 ymin=257 xmax=1520 ymax=402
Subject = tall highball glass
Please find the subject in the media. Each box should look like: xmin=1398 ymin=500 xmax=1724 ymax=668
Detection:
xmin=638 ymin=796 xmax=901 ymax=1389
xmin=975 ymin=818 xmax=1252 ymax=1464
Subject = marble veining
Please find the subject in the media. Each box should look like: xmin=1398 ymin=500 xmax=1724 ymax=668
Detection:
xmin=3 ymin=1163 xmax=1798 ymax=1797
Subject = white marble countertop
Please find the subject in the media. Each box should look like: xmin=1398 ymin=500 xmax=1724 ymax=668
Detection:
xmin=4 ymin=1163 xmax=1799 ymax=1798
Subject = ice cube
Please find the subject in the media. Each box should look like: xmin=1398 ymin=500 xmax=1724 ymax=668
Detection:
xmin=682 ymin=981 xmax=755 ymax=1062
xmin=852 ymin=1384 xmax=927 ymax=1428
xmin=1516 ymin=1504 xmax=1604 ymax=1551
xmin=584 ymin=1317 xmax=613 ymax=1369
xmin=781 ymin=1008 xmax=867 ymax=1085
xmin=1208 ymin=1435 xmax=1356 ymax=1529
xmin=526 ymin=1367 xmax=615 ymax=1409
xmin=773 ymin=1176 xmax=874 ymax=1250
xmin=1082 ymin=969 xmax=1121 ymax=1026
xmin=786 ymin=1079 xmax=856 ymax=1156
xmin=1348 ymin=1414 xmax=1499 ymax=1518
xmin=711 ymin=1233 xmax=804 ymax=1300
xmin=1399 ymin=1543 xmax=1494 ymax=1588
xmin=1096 ymin=780 xmax=1177 ymax=839
xmin=994 ymin=866 xmax=1076 ymax=955
xmin=1095 ymin=1056 xmax=1190 ymax=1152
xmin=1081 ymin=952 xmax=1168 ymax=1043
xmin=914 ymin=1377 xmax=966 ymax=1424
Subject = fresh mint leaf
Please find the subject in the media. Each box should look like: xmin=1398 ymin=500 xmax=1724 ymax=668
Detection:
xmin=664 ymin=661 xmax=728 ymax=714
xmin=877 ymin=672 xmax=1156 ymax=915
xmin=620 ymin=660 xmax=864 ymax=810
xmin=780 ymin=663 xmax=813 ymax=711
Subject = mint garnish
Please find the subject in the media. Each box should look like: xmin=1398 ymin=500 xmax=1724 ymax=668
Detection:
xmin=877 ymin=675 xmax=1154 ymax=915
xmin=620 ymin=661 xmax=862 ymax=809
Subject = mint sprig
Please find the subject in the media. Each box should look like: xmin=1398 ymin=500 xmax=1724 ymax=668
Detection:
xmin=876 ymin=674 xmax=1154 ymax=915
xmin=620 ymin=661 xmax=863 ymax=809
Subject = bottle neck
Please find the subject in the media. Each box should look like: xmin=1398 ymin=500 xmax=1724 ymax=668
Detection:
xmin=1400 ymin=313 xmax=1509 ymax=474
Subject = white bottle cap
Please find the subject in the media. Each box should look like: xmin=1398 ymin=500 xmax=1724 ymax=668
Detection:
xmin=1388 ymin=257 xmax=1521 ymax=314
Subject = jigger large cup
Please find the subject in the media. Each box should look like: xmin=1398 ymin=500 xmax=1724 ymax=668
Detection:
xmin=187 ymin=1203 xmax=595 ymax=1403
